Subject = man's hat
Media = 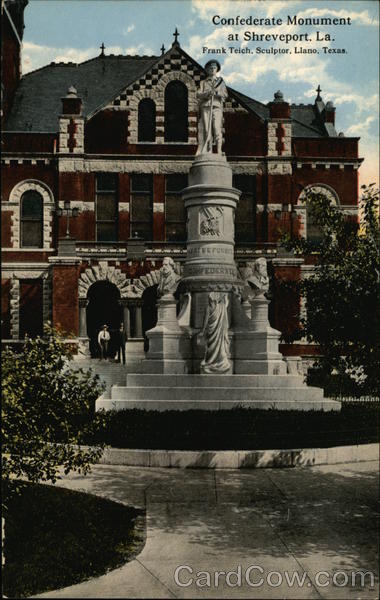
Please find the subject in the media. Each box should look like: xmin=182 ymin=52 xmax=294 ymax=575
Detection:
xmin=102 ymin=324 xmax=108 ymax=328
xmin=204 ymin=59 xmax=221 ymax=72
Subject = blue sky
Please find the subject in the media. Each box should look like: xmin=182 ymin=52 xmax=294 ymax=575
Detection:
xmin=21 ymin=0 xmax=379 ymax=185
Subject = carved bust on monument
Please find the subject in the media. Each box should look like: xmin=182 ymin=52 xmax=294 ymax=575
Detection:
xmin=157 ymin=256 xmax=181 ymax=297
xmin=240 ymin=257 xmax=270 ymax=300
xmin=196 ymin=59 xmax=228 ymax=155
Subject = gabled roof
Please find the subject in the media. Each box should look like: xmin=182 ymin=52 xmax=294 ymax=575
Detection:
xmin=232 ymin=90 xmax=332 ymax=137
xmin=229 ymin=89 xmax=269 ymax=121
xmin=5 ymin=44 xmax=335 ymax=138
xmin=290 ymin=104 xmax=331 ymax=137
xmin=5 ymin=54 xmax=159 ymax=131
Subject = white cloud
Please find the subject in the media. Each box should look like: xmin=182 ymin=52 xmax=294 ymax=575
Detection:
xmin=346 ymin=115 xmax=376 ymax=137
xmin=124 ymin=44 xmax=155 ymax=56
xmin=22 ymin=41 xmax=98 ymax=73
xmin=191 ymin=0 xmax=302 ymax=22
xmin=122 ymin=24 xmax=135 ymax=35
xmin=333 ymin=93 xmax=379 ymax=113
xmin=22 ymin=41 xmax=155 ymax=74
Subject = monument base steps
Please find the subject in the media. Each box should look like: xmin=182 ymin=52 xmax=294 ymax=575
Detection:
xmin=95 ymin=373 xmax=341 ymax=412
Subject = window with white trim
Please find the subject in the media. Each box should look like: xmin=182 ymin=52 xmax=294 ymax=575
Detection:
xmin=95 ymin=173 xmax=118 ymax=242
xmin=130 ymin=175 xmax=153 ymax=240
xmin=165 ymin=174 xmax=188 ymax=241
xmin=20 ymin=191 xmax=43 ymax=247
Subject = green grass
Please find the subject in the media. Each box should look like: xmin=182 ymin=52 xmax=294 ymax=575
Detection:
xmin=3 ymin=481 xmax=146 ymax=598
xmin=88 ymin=402 xmax=380 ymax=450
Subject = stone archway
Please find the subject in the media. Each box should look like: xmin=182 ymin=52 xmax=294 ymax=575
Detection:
xmin=78 ymin=262 xmax=163 ymax=357
xmin=78 ymin=262 xmax=131 ymax=299
xmin=86 ymin=280 xmax=122 ymax=358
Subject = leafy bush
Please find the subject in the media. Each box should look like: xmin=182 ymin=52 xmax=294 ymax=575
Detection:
xmin=2 ymin=324 xmax=106 ymax=491
xmin=88 ymin=404 xmax=380 ymax=450
xmin=281 ymin=184 xmax=380 ymax=396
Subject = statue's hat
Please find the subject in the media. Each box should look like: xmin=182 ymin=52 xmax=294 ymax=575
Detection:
xmin=204 ymin=59 xmax=221 ymax=72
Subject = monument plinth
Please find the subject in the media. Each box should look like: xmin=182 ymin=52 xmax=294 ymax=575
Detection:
xmin=182 ymin=154 xmax=241 ymax=339
xmin=96 ymin=59 xmax=340 ymax=413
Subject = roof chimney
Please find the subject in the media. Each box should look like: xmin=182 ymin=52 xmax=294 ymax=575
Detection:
xmin=325 ymin=101 xmax=336 ymax=125
xmin=61 ymin=86 xmax=82 ymax=115
xmin=268 ymin=90 xmax=290 ymax=119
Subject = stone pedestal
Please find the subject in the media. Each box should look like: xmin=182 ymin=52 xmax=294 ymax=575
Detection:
xmin=76 ymin=337 xmax=91 ymax=358
xmin=58 ymin=237 xmax=76 ymax=256
xmin=125 ymin=339 xmax=145 ymax=360
xmin=233 ymin=293 xmax=286 ymax=375
xmin=144 ymin=294 xmax=192 ymax=374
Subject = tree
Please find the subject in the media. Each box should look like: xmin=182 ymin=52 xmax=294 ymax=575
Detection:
xmin=2 ymin=324 xmax=106 ymax=492
xmin=281 ymin=184 xmax=379 ymax=396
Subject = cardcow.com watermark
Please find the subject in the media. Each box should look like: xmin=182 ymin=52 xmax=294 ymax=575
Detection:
xmin=174 ymin=565 xmax=376 ymax=589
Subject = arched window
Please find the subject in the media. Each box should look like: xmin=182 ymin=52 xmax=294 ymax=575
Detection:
xmin=21 ymin=191 xmax=43 ymax=247
xmin=164 ymin=80 xmax=188 ymax=142
xmin=138 ymin=98 xmax=156 ymax=142
xmin=298 ymin=184 xmax=339 ymax=244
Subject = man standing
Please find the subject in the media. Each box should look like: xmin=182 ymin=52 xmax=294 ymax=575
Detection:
xmin=98 ymin=324 xmax=110 ymax=360
xmin=196 ymin=59 xmax=228 ymax=155
xmin=117 ymin=323 xmax=127 ymax=365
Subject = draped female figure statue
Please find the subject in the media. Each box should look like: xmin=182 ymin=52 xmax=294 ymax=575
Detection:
xmin=200 ymin=291 xmax=231 ymax=374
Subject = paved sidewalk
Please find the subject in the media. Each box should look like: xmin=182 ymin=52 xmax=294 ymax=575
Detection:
xmin=36 ymin=461 xmax=379 ymax=599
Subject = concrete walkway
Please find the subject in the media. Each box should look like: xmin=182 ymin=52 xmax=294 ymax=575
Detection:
xmin=36 ymin=461 xmax=379 ymax=599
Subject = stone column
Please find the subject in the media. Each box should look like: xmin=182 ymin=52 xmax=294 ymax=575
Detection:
xmin=125 ymin=299 xmax=145 ymax=362
xmin=181 ymin=154 xmax=241 ymax=372
xmin=123 ymin=303 xmax=131 ymax=337
xmin=135 ymin=303 xmax=143 ymax=338
xmin=78 ymin=298 xmax=88 ymax=336
xmin=182 ymin=155 xmax=241 ymax=321
xmin=77 ymin=298 xmax=90 ymax=358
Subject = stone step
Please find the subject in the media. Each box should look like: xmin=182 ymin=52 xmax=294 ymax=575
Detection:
xmin=126 ymin=373 xmax=305 ymax=388
xmin=96 ymin=397 xmax=340 ymax=412
xmin=110 ymin=385 xmax=324 ymax=402
xmin=72 ymin=360 xmax=126 ymax=389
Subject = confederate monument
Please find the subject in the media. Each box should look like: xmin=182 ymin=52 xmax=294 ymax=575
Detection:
xmin=97 ymin=59 xmax=340 ymax=412
xmin=196 ymin=59 xmax=228 ymax=156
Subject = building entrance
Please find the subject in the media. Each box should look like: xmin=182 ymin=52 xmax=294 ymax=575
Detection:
xmin=142 ymin=284 xmax=158 ymax=351
xmin=86 ymin=281 xmax=122 ymax=358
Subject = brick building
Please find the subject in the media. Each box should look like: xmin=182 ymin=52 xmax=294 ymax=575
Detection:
xmin=1 ymin=1 xmax=362 ymax=359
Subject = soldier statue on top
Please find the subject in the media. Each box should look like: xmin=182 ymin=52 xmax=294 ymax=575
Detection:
xmin=196 ymin=59 xmax=228 ymax=155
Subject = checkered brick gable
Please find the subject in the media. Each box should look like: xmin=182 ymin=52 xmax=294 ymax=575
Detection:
xmin=106 ymin=47 xmax=247 ymax=145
